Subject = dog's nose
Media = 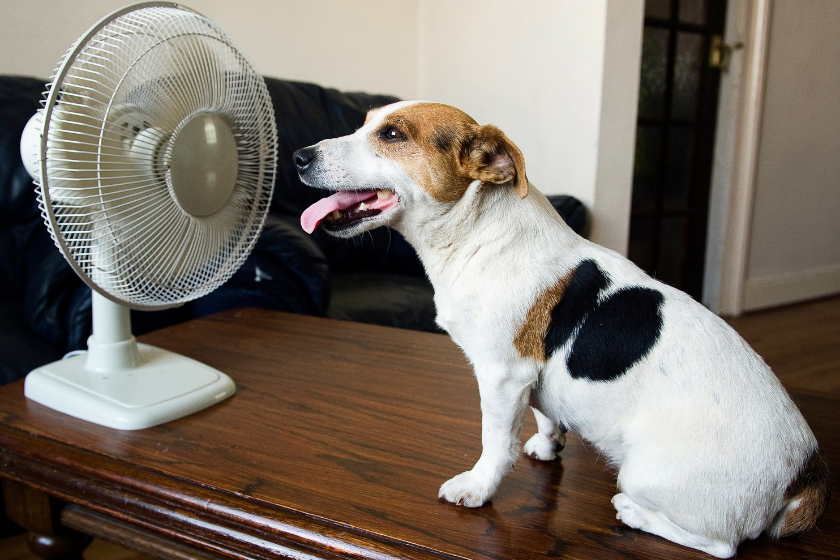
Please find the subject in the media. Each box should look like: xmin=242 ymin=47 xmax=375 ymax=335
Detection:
xmin=293 ymin=147 xmax=317 ymax=171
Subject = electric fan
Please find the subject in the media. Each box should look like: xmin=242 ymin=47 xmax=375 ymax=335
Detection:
xmin=19 ymin=2 xmax=277 ymax=429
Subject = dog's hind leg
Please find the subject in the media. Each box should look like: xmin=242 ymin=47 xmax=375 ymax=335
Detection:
xmin=523 ymin=407 xmax=565 ymax=460
xmin=612 ymin=493 xmax=737 ymax=558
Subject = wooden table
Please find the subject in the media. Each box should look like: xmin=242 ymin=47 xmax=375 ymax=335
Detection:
xmin=1 ymin=309 xmax=838 ymax=559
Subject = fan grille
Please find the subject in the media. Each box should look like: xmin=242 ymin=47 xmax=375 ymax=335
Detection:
xmin=37 ymin=4 xmax=277 ymax=309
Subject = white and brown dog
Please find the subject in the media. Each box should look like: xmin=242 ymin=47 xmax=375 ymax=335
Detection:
xmin=294 ymin=101 xmax=830 ymax=557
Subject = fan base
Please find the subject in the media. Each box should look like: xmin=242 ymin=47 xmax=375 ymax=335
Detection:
xmin=25 ymin=343 xmax=235 ymax=430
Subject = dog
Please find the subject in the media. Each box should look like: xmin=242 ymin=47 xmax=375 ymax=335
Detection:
xmin=293 ymin=101 xmax=830 ymax=557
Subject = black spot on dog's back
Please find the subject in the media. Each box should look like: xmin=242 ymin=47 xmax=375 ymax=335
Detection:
xmin=544 ymin=260 xmax=610 ymax=359
xmin=567 ymin=287 xmax=664 ymax=382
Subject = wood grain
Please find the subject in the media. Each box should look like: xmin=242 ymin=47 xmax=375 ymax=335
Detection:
xmin=0 ymin=309 xmax=838 ymax=559
xmin=61 ymin=505 xmax=224 ymax=560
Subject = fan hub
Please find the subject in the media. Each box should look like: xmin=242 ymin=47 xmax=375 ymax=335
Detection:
xmin=168 ymin=112 xmax=239 ymax=217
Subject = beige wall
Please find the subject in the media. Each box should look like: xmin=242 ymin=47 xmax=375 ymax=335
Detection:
xmin=743 ymin=1 xmax=840 ymax=310
xmin=592 ymin=1 xmax=645 ymax=254
xmin=205 ymin=0 xmax=419 ymax=100
xmin=417 ymin=0 xmax=643 ymax=252
xmin=0 ymin=0 xmax=644 ymax=254
xmin=418 ymin=1 xmax=606 ymax=203
xmin=0 ymin=0 xmax=419 ymax=99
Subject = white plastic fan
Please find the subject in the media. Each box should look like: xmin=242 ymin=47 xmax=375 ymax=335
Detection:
xmin=19 ymin=2 xmax=277 ymax=429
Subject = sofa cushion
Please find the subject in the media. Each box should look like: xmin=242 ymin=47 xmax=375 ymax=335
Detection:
xmin=0 ymin=301 xmax=63 ymax=385
xmin=326 ymin=273 xmax=440 ymax=333
xmin=0 ymin=76 xmax=43 ymax=227
xmin=548 ymin=194 xmax=587 ymax=235
xmin=0 ymin=76 xmax=52 ymax=303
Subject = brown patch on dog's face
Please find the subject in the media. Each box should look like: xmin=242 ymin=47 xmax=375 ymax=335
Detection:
xmin=366 ymin=103 xmax=528 ymax=203
xmin=514 ymin=268 xmax=576 ymax=362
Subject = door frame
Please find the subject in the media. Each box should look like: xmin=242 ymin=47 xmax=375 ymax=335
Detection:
xmin=701 ymin=0 xmax=772 ymax=315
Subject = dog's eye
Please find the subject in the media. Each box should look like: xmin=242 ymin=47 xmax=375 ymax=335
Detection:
xmin=379 ymin=126 xmax=406 ymax=142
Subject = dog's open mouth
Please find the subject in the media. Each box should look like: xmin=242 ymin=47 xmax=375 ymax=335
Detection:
xmin=301 ymin=189 xmax=399 ymax=233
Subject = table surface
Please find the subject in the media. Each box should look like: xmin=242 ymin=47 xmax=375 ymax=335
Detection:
xmin=0 ymin=309 xmax=838 ymax=560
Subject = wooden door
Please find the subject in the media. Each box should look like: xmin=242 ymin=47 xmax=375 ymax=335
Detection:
xmin=629 ymin=0 xmax=728 ymax=300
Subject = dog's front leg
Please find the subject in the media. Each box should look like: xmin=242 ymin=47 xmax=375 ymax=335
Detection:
xmin=439 ymin=363 xmax=532 ymax=507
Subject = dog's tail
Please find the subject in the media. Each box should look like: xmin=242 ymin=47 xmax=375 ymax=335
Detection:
xmin=767 ymin=450 xmax=831 ymax=538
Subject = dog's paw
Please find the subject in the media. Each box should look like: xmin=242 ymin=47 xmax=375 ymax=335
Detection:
xmin=438 ymin=471 xmax=493 ymax=507
xmin=612 ymin=493 xmax=649 ymax=531
xmin=523 ymin=432 xmax=564 ymax=461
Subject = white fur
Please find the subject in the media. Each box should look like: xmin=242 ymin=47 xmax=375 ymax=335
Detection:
xmin=296 ymin=103 xmax=819 ymax=557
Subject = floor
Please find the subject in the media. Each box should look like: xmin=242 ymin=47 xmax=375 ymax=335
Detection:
xmin=1 ymin=295 xmax=838 ymax=560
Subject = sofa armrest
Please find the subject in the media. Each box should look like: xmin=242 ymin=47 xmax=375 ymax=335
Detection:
xmin=546 ymin=194 xmax=587 ymax=235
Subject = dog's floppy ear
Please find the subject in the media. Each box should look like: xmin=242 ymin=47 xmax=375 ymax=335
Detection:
xmin=461 ymin=125 xmax=528 ymax=199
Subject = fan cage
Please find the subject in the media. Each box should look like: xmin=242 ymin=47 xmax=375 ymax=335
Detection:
xmin=35 ymin=3 xmax=277 ymax=310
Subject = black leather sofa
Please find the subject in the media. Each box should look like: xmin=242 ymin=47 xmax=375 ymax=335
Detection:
xmin=0 ymin=74 xmax=586 ymax=386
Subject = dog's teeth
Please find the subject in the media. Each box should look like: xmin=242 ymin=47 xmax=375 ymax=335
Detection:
xmin=359 ymin=202 xmax=368 ymax=210
xmin=377 ymin=189 xmax=394 ymax=200
xmin=331 ymin=210 xmax=342 ymax=220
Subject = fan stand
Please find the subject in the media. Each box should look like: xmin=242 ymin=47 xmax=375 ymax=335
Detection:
xmin=24 ymin=292 xmax=236 ymax=430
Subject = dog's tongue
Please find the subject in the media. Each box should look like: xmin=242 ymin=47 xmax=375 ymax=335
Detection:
xmin=301 ymin=190 xmax=377 ymax=233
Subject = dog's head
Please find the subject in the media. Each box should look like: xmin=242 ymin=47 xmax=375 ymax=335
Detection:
xmin=295 ymin=101 xmax=527 ymax=237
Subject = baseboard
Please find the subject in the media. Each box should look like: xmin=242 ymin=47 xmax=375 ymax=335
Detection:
xmin=743 ymin=264 xmax=840 ymax=311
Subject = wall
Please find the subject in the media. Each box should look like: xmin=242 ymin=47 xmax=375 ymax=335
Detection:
xmin=418 ymin=2 xmax=605 ymax=202
xmin=0 ymin=0 xmax=644 ymax=254
xmin=743 ymin=1 xmax=840 ymax=310
xmin=591 ymin=1 xmax=645 ymax=254
xmin=205 ymin=0 xmax=418 ymax=100
xmin=0 ymin=0 xmax=419 ymax=99
xmin=418 ymin=0 xmax=643 ymax=252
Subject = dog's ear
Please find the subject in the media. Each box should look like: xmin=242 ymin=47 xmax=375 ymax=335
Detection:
xmin=461 ymin=125 xmax=528 ymax=199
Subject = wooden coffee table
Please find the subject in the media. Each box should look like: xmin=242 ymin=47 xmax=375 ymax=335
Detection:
xmin=1 ymin=309 xmax=838 ymax=559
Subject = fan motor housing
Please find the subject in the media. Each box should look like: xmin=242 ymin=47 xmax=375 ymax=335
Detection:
xmin=168 ymin=112 xmax=239 ymax=217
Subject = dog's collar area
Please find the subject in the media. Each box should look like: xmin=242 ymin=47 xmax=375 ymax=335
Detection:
xmin=301 ymin=189 xmax=398 ymax=233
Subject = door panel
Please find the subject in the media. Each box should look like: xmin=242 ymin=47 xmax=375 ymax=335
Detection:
xmin=629 ymin=0 xmax=727 ymax=299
